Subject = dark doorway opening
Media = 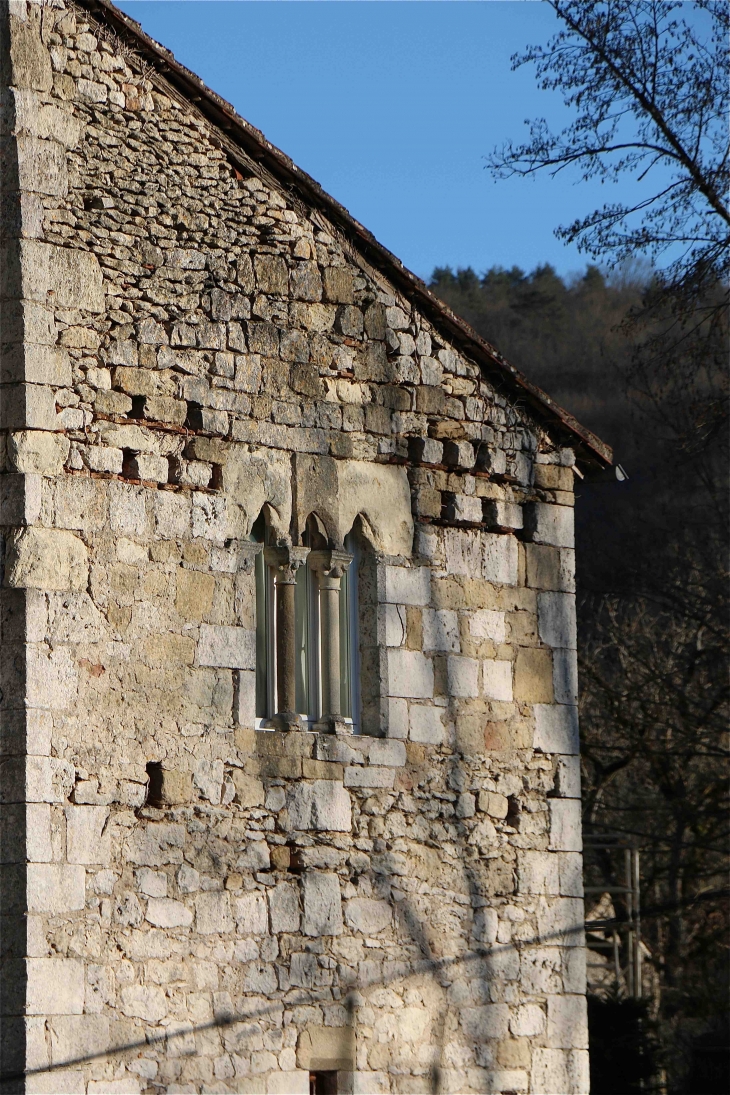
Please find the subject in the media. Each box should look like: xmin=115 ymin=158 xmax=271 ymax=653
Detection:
xmin=309 ymin=1071 xmax=338 ymax=1095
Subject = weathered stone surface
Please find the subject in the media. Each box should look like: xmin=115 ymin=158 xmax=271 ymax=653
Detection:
xmin=27 ymin=958 xmax=84 ymax=1015
xmin=534 ymin=704 xmax=580 ymax=755
xmin=27 ymin=864 xmax=85 ymax=913
xmin=387 ymin=649 xmax=433 ymax=698
xmin=302 ymin=872 xmax=343 ymax=935
xmin=0 ymin=15 xmax=592 ymax=1088
xmin=5 ymin=527 xmax=88 ymax=591
xmin=269 ymin=882 xmax=300 ymax=934
xmin=344 ymin=898 xmax=392 ymax=934
xmin=287 ymin=781 xmax=351 ymax=832
xmin=196 ymin=624 xmax=255 ymax=669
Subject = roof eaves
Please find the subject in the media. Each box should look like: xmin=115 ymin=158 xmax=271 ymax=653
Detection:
xmin=78 ymin=0 xmax=613 ymax=471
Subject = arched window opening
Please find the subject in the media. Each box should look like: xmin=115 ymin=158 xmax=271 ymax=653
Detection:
xmin=341 ymin=528 xmax=361 ymax=734
xmin=251 ymin=509 xmax=275 ymax=721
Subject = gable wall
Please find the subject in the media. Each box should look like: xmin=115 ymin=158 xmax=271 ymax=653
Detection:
xmin=0 ymin=3 xmax=588 ymax=1093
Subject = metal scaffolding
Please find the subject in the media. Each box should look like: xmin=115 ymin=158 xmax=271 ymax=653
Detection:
xmin=584 ymin=832 xmax=643 ymax=998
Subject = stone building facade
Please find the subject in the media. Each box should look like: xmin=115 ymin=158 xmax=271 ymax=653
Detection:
xmin=0 ymin=2 xmax=612 ymax=1093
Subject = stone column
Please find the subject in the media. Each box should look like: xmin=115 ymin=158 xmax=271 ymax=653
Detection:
xmin=309 ymin=550 xmax=352 ymax=733
xmin=266 ymin=545 xmax=308 ymax=729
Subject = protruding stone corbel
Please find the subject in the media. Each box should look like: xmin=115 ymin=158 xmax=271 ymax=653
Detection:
xmin=265 ymin=544 xmax=309 ymax=729
xmin=308 ymin=549 xmax=353 ymax=733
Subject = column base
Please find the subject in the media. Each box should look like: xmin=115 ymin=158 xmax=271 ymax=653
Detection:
xmin=312 ymin=716 xmax=350 ymax=735
xmin=266 ymin=712 xmax=306 ymax=732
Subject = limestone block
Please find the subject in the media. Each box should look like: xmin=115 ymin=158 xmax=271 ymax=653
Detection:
xmin=27 ymin=863 xmax=85 ymax=913
xmin=549 ymin=799 xmax=583 ymax=852
xmin=483 ymin=659 xmax=513 ymax=701
xmin=48 ymin=1015 xmax=112 ymax=1070
xmin=460 ymin=1004 xmax=510 ymax=1041
xmin=287 ymin=781 xmax=351 ymax=832
xmin=235 ymin=891 xmax=268 ymax=934
xmin=87 ymin=1082 xmax=141 ymax=1095
xmin=195 ymin=891 xmax=234 ymax=935
xmin=135 ymin=868 xmax=167 ymax=897
xmin=483 ymin=500 xmax=523 ymax=531
xmin=409 ymin=704 xmax=444 ymax=745
xmin=1 ymin=344 xmax=71 ymax=386
xmin=386 ymin=697 xmax=409 ymax=739
xmin=231 ymin=770 xmax=265 ymax=807
xmin=422 ymin=608 xmax=460 ymax=652
xmin=266 ymin=1073 xmax=310 ymax=1095
xmin=25 ymin=645 xmax=77 ymax=711
xmin=26 ymin=1075 xmax=84 ymax=1095
xmin=384 ymin=565 xmax=431 ymax=606
xmin=510 ymin=1004 xmax=546 ymax=1037
xmin=538 ymin=592 xmax=577 ymax=650
xmin=517 ymin=850 xmax=560 ymax=895
xmin=563 ymin=944 xmax=588 ymax=995
xmin=368 ymin=739 xmax=406 ymax=766
xmin=469 ymin=609 xmax=505 ymax=643
xmin=513 ymin=647 xmax=553 ymax=703
xmin=152 ymin=491 xmax=190 ymax=541
xmin=524 ymin=503 xmax=575 ymax=549
xmin=5 ymin=527 xmax=87 ymax=592
xmin=447 ymin=656 xmax=479 ymax=698
xmin=533 ymin=704 xmax=579 ymax=755
xmin=445 ymin=494 xmax=482 ymax=523
xmin=14 ymin=241 xmax=104 ymax=313
xmin=482 ymin=533 xmax=519 ymax=586
xmin=409 ymin=436 xmax=443 ymax=464
xmin=344 ymin=767 xmax=394 ymax=789
xmin=384 ymin=603 xmax=406 ymax=647
xmin=531 ymin=1049 xmax=590 ymax=1095
xmin=297 ymin=1025 xmax=355 ymax=1070
xmin=119 ymin=984 xmax=168 ymax=1022
xmin=387 ymin=649 xmax=433 ymax=699
xmin=0 ymin=471 xmax=41 ymax=525
xmin=269 ymin=882 xmax=300 ymax=934
xmin=25 ymin=802 xmax=52 ymax=862
xmin=521 ymin=947 xmax=562 ymax=995
xmin=65 ymin=806 xmax=110 ymax=864
xmin=478 ymin=790 xmax=508 ymax=818
xmin=11 ymin=90 xmax=82 ymax=148
xmin=83 ymin=446 xmax=123 ymax=474
xmin=175 ymin=568 xmax=214 ymax=620
xmin=127 ymin=454 xmax=168 ymax=483
xmin=193 ymin=758 xmax=224 ymax=804
xmin=0 ymin=383 xmax=59 ymax=430
xmin=177 ymin=865 xmax=200 ymax=893
xmin=302 ymin=872 xmax=343 ymax=936
xmin=27 ymin=958 xmax=84 ymax=1014
xmin=525 ymin=543 xmax=576 ymax=592
xmin=15 ymin=134 xmax=67 ymax=196
xmin=549 ymin=994 xmax=592 ymax=1051
xmin=23 ymin=755 xmax=74 ymax=803
xmin=344 ymin=898 xmax=392 ymax=934
xmin=559 ymin=852 xmax=584 ymax=897
xmin=555 ymin=755 xmax=581 ymax=799
xmin=197 ymin=624 xmax=255 ymax=669
xmin=145 ymin=898 xmax=193 ymax=928
xmin=538 ymin=898 xmax=585 ymax=947
xmin=553 ymin=648 xmax=578 ymax=705
xmin=8 ymin=13 xmax=53 ymax=91
xmin=472 ymin=907 xmax=498 ymax=944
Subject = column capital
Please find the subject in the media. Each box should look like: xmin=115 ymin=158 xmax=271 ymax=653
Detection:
xmin=308 ymin=549 xmax=353 ymax=585
xmin=265 ymin=545 xmax=309 ymax=584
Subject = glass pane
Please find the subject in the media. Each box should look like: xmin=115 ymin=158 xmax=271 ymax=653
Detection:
xmin=294 ymin=565 xmax=309 ymax=717
xmin=255 ymin=552 xmax=268 ymax=718
xmin=340 ymin=564 xmax=352 ymax=719
xmin=344 ymin=534 xmax=361 ymax=733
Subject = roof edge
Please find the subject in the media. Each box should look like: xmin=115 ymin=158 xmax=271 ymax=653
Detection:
xmin=77 ymin=0 xmax=613 ymax=471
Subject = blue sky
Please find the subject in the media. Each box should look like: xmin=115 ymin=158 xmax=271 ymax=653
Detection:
xmin=116 ymin=1 xmax=651 ymax=282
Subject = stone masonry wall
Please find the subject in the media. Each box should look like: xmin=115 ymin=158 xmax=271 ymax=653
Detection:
xmin=0 ymin=3 xmax=588 ymax=1093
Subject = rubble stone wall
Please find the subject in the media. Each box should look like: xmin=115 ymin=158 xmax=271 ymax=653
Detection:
xmin=0 ymin=3 xmax=588 ymax=1093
